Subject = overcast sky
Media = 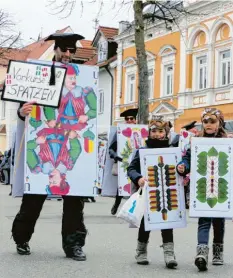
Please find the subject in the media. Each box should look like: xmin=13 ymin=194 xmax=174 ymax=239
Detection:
xmin=1 ymin=0 xmax=134 ymax=46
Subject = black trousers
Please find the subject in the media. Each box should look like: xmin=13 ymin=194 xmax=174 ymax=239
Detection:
xmin=138 ymin=217 xmax=173 ymax=244
xmin=113 ymin=189 xmax=123 ymax=207
xmin=12 ymin=194 xmax=86 ymax=244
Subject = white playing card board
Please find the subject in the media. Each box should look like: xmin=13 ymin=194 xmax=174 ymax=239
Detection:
xmin=139 ymin=148 xmax=186 ymax=231
xmin=117 ymin=124 xmax=148 ymax=196
xmin=190 ymin=138 xmax=233 ymax=218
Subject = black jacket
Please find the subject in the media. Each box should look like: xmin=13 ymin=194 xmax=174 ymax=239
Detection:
xmin=17 ymin=103 xmax=25 ymax=121
xmin=127 ymin=138 xmax=175 ymax=187
xmin=108 ymin=132 xmax=122 ymax=162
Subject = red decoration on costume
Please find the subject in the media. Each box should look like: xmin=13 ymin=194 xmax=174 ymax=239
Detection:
xmin=36 ymin=106 xmax=41 ymax=121
xmin=122 ymin=128 xmax=132 ymax=138
xmin=141 ymin=128 xmax=149 ymax=138
xmin=66 ymin=65 xmax=76 ymax=75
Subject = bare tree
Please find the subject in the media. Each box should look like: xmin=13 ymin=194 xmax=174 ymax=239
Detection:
xmin=0 ymin=9 xmax=21 ymax=59
xmin=46 ymin=0 xmax=192 ymax=124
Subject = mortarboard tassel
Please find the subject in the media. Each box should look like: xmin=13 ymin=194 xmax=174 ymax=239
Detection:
xmin=49 ymin=59 xmax=56 ymax=86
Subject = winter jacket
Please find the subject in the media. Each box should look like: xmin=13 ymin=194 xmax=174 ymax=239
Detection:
xmin=17 ymin=103 xmax=25 ymax=121
xmin=108 ymin=131 xmax=122 ymax=162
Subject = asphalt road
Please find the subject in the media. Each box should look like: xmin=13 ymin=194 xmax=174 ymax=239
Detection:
xmin=1 ymin=184 xmax=233 ymax=278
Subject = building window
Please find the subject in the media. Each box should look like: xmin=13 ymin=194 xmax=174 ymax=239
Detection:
xmin=98 ymin=90 xmax=104 ymax=114
xmin=98 ymin=41 xmax=107 ymax=62
xmin=127 ymin=73 xmax=136 ymax=103
xmin=197 ymin=56 xmax=207 ymax=90
xmin=0 ymin=101 xmax=6 ymax=119
xmin=220 ymin=50 xmax=231 ymax=86
xmin=148 ymin=69 xmax=154 ymax=99
xmin=164 ymin=64 xmax=173 ymax=96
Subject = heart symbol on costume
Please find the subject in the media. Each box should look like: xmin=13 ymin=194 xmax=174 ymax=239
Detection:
xmin=122 ymin=128 xmax=132 ymax=138
xmin=141 ymin=128 xmax=149 ymax=138
xmin=123 ymin=183 xmax=131 ymax=194
xmin=183 ymin=131 xmax=189 ymax=138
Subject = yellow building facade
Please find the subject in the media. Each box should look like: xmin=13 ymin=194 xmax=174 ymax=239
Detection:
xmin=114 ymin=1 xmax=233 ymax=132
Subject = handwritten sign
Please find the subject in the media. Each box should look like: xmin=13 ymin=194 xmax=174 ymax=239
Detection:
xmin=1 ymin=60 xmax=67 ymax=107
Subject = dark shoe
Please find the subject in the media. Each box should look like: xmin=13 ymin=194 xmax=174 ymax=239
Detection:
xmin=83 ymin=198 xmax=90 ymax=203
xmin=66 ymin=246 xmax=86 ymax=261
xmin=90 ymin=197 xmax=96 ymax=203
xmin=9 ymin=192 xmax=12 ymax=196
xmin=16 ymin=242 xmax=31 ymax=255
xmin=63 ymin=231 xmax=87 ymax=261
xmin=111 ymin=204 xmax=119 ymax=215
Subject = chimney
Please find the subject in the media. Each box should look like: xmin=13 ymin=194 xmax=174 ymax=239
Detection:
xmin=119 ymin=21 xmax=131 ymax=34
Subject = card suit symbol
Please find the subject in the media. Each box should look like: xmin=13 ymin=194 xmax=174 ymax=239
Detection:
xmin=6 ymin=74 xmax=12 ymax=85
xmin=123 ymin=183 xmax=131 ymax=194
xmin=141 ymin=128 xmax=148 ymax=138
xmin=122 ymin=128 xmax=132 ymax=138
xmin=183 ymin=131 xmax=189 ymax=138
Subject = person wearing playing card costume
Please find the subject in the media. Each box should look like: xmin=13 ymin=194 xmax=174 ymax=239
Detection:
xmin=177 ymin=108 xmax=227 ymax=271
xmin=127 ymin=117 xmax=179 ymax=269
xmin=109 ymin=108 xmax=138 ymax=215
xmin=12 ymin=33 xmax=88 ymax=262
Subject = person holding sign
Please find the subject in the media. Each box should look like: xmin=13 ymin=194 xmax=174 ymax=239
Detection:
xmin=177 ymin=108 xmax=227 ymax=271
xmin=127 ymin=118 xmax=178 ymax=269
xmin=12 ymin=33 xmax=88 ymax=262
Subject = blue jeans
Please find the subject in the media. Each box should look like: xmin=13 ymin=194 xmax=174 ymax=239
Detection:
xmin=198 ymin=217 xmax=225 ymax=245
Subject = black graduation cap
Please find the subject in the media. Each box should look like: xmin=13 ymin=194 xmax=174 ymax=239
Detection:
xmin=120 ymin=108 xmax=138 ymax=118
xmin=45 ymin=33 xmax=85 ymax=50
xmin=45 ymin=33 xmax=84 ymax=86
xmin=182 ymin=121 xmax=197 ymax=131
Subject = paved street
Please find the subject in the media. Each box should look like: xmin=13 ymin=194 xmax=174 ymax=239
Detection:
xmin=1 ymin=184 xmax=233 ymax=278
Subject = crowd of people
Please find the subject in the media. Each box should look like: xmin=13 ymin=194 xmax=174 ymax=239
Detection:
xmin=107 ymin=106 xmax=230 ymax=271
xmin=2 ymin=31 xmax=232 ymax=273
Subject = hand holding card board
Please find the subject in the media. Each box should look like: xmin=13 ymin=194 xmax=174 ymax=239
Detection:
xmin=1 ymin=60 xmax=67 ymax=108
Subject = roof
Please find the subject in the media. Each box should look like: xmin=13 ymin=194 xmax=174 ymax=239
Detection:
xmin=99 ymin=26 xmax=118 ymax=40
xmin=23 ymin=26 xmax=71 ymax=59
xmin=92 ymin=26 xmax=119 ymax=46
xmin=85 ymin=54 xmax=117 ymax=67
xmin=73 ymin=47 xmax=97 ymax=62
xmin=85 ymin=54 xmax=98 ymax=65
xmin=80 ymin=40 xmax=92 ymax=48
xmin=0 ymin=49 xmax=30 ymax=66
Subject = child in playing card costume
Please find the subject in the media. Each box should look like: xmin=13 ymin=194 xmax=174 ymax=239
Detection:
xmin=127 ymin=117 xmax=178 ymax=269
xmin=177 ymin=108 xmax=227 ymax=271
